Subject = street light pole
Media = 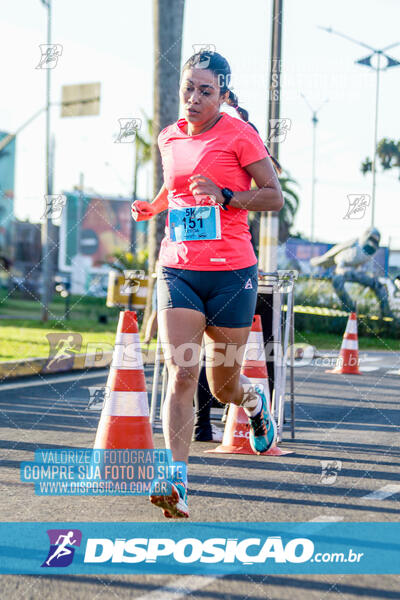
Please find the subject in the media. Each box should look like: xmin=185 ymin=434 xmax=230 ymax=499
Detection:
xmin=371 ymin=53 xmax=381 ymax=228
xmin=40 ymin=0 xmax=53 ymax=322
xmin=130 ymin=139 xmax=138 ymax=254
xmin=301 ymin=95 xmax=328 ymax=242
xmin=319 ymin=27 xmax=400 ymax=229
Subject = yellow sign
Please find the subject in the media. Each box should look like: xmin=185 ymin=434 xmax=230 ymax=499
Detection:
xmin=106 ymin=272 xmax=149 ymax=309
xmin=61 ymin=83 xmax=101 ymax=117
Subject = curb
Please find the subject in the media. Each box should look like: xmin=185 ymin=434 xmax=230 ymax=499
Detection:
xmin=0 ymin=348 xmax=161 ymax=381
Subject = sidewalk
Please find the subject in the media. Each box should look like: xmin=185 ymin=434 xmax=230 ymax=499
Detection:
xmin=0 ymin=347 xmax=160 ymax=381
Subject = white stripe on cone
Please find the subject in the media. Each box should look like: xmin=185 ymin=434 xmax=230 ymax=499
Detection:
xmin=112 ymin=343 xmax=143 ymax=369
xmin=246 ymin=331 xmax=264 ymax=348
xmin=102 ymin=391 xmax=149 ymax=416
xmin=346 ymin=320 xmax=358 ymax=335
xmin=342 ymin=340 xmax=358 ymax=350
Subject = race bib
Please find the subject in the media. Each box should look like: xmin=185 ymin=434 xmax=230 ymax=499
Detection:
xmin=168 ymin=206 xmax=221 ymax=242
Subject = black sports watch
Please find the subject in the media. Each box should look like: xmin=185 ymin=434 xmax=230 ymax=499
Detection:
xmin=221 ymin=187 xmax=234 ymax=210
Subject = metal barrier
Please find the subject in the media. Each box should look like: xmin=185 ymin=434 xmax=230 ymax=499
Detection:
xmin=257 ymin=270 xmax=297 ymax=441
xmin=149 ymin=270 xmax=297 ymax=442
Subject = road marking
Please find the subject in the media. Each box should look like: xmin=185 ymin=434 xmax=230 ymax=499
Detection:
xmin=387 ymin=369 xmax=400 ymax=376
xmin=309 ymin=515 xmax=344 ymax=522
xmin=136 ymin=575 xmax=223 ymax=599
xmin=0 ymin=370 xmax=109 ymax=391
xmin=362 ymin=484 xmax=400 ymax=500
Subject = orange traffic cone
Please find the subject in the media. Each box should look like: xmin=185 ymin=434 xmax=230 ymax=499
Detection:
xmin=94 ymin=310 xmax=154 ymax=449
xmin=208 ymin=315 xmax=290 ymax=457
xmin=326 ymin=312 xmax=361 ymax=375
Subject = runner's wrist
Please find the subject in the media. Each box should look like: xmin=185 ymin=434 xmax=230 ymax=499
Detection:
xmin=151 ymin=196 xmax=168 ymax=214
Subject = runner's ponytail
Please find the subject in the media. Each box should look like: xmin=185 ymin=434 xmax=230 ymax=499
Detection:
xmin=226 ymin=90 xmax=282 ymax=176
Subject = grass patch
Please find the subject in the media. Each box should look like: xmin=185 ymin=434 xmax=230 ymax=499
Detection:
xmin=0 ymin=291 xmax=114 ymax=321
xmin=295 ymin=331 xmax=399 ymax=352
xmin=0 ymin=320 xmax=397 ymax=363
xmin=0 ymin=319 xmax=119 ymax=362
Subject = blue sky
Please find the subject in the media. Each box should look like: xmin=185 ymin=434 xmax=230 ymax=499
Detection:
xmin=1 ymin=0 xmax=400 ymax=246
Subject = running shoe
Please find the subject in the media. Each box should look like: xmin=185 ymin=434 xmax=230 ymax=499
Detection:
xmin=248 ymin=384 xmax=277 ymax=454
xmin=150 ymin=479 xmax=189 ymax=519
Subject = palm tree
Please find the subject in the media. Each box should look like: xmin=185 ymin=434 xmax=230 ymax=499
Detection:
xmin=278 ymin=173 xmax=300 ymax=243
xmin=143 ymin=0 xmax=185 ymax=327
xmin=361 ymin=137 xmax=400 ymax=179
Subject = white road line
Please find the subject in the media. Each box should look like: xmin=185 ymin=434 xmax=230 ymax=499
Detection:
xmin=362 ymin=484 xmax=400 ymax=500
xmin=136 ymin=575 xmax=223 ymax=599
xmin=387 ymin=369 xmax=400 ymax=376
xmin=309 ymin=515 xmax=344 ymax=522
xmin=0 ymin=370 xmax=108 ymax=391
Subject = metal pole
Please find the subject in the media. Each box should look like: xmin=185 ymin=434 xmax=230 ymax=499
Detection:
xmin=371 ymin=54 xmax=381 ymax=228
xmin=159 ymin=362 xmax=168 ymax=421
xmin=311 ymin=113 xmax=317 ymax=242
xmin=289 ymin=285 xmax=295 ymax=439
xmin=150 ymin=331 xmax=161 ymax=424
xmin=130 ymin=139 xmax=137 ymax=253
xmin=77 ymin=172 xmax=83 ymax=253
xmin=41 ymin=0 xmax=52 ymax=322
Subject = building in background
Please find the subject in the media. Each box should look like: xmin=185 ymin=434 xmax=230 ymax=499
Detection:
xmin=59 ymin=192 xmax=147 ymax=295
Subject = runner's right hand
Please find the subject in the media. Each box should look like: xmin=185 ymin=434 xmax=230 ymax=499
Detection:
xmin=131 ymin=200 xmax=155 ymax=222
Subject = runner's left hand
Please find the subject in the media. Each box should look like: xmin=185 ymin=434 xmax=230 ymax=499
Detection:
xmin=188 ymin=175 xmax=224 ymax=206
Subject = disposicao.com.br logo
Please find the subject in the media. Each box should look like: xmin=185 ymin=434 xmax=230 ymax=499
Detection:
xmin=82 ymin=536 xmax=361 ymax=565
xmin=42 ymin=529 xmax=82 ymax=567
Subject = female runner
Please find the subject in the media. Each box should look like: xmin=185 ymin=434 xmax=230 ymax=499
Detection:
xmin=132 ymin=51 xmax=284 ymax=519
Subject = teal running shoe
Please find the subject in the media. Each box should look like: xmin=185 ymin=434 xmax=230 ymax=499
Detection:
xmin=150 ymin=479 xmax=189 ymax=519
xmin=248 ymin=384 xmax=277 ymax=454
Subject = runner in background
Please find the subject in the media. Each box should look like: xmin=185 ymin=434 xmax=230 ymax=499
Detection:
xmin=132 ymin=50 xmax=283 ymax=519
xmin=193 ymin=364 xmax=223 ymax=443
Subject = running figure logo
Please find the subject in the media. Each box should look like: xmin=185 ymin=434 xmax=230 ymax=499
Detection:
xmin=320 ymin=460 xmax=342 ymax=485
xmin=268 ymin=118 xmax=291 ymax=143
xmin=115 ymin=118 xmax=142 ymax=143
xmin=41 ymin=529 xmax=82 ymax=567
xmin=42 ymin=194 xmax=67 ymax=220
xmin=45 ymin=333 xmax=82 ymax=369
xmin=344 ymin=194 xmax=370 ymax=220
xmin=36 ymin=44 xmax=63 ymax=69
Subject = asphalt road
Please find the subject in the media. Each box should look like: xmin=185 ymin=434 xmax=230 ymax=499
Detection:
xmin=0 ymin=352 xmax=399 ymax=599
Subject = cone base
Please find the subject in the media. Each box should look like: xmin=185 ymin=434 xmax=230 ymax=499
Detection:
xmin=326 ymin=368 xmax=362 ymax=375
xmin=205 ymin=444 xmax=292 ymax=456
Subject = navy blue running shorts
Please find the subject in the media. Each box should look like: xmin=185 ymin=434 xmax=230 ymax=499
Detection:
xmin=157 ymin=264 xmax=258 ymax=328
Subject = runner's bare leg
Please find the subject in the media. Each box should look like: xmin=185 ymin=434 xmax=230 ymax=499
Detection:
xmin=204 ymin=325 xmax=252 ymax=405
xmin=158 ymin=307 xmax=205 ymax=463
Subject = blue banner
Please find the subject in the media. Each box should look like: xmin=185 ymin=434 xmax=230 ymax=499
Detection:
xmin=0 ymin=522 xmax=399 ymax=574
